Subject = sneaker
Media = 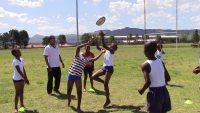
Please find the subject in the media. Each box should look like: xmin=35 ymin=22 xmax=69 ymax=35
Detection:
xmin=18 ymin=107 xmax=26 ymax=112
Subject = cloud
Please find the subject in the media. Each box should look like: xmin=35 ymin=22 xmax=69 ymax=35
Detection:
xmin=0 ymin=0 xmax=44 ymax=8
xmin=0 ymin=22 xmax=9 ymax=28
xmin=66 ymin=17 xmax=76 ymax=22
xmin=0 ymin=7 xmax=28 ymax=19
xmin=132 ymin=10 xmax=176 ymax=25
xmin=38 ymin=26 xmax=62 ymax=30
xmin=83 ymin=1 xmax=88 ymax=4
xmin=109 ymin=1 xmax=135 ymax=14
xmin=109 ymin=0 xmax=200 ymax=15
xmin=68 ymin=25 xmax=88 ymax=33
xmin=0 ymin=7 xmax=47 ymax=25
xmin=93 ymin=0 xmax=102 ymax=5
xmin=36 ymin=31 xmax=47 ymax=36
xmin=190 ymin=15 xmax=200 ymax=24
xmin=66 ymin=17 xmax=86 ymax=22
xmin=39 ymin=16 xmax=49 ymax=20
xmin=106 ymin=24 xmax=124 ymax=30
xmin=18 ymin=17 xmax=48 ymax=24
xmin=57 ymin=14 xmax=60 ymax=19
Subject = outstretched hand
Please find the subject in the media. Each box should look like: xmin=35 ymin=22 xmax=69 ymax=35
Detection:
xmin=101 ymin=49 xmax=106 ymax=53
xmin=99 ymin=30 xmax=105 ymax=37
xmin=87 ymin=39 xmax=93 ymax=45
xmin=92 ymin=34 xmax=98 ymax=40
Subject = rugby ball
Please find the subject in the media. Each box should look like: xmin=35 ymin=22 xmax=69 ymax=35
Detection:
xmin=96 ymin=16 xmax=106 ymax=26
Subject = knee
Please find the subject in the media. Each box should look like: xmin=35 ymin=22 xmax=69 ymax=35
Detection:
xmin=15 ymin=91 xmax=20 ymax=96
xmin=20 ymin=90 xmax=24 ymax=94
xmin=91 ymin=75 xmax=96 ymax=79
xmin=104 ymin=83 xmax=109 ymax=87
xmin=84 ymin=75 xmax=88 ymax=79
xmin=67 ymin=88 xmax=72 ymax=93
xmin=77 ymin=90 xmax=82 ymax=96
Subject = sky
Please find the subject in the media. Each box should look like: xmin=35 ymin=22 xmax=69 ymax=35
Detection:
xmin=0 ymin=0 xmax=200 ymax=37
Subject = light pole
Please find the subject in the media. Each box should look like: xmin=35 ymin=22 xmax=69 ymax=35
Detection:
xmin=144 ymin=0 xmax=146 ymax=43
xmin=176 ymin=0 xmax=178 ymax=51
xmin=76 ymin=0 xmax=79 ymax=46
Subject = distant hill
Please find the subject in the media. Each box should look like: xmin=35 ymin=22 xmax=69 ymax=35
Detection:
xmin=29 ymin=34 xmax=81 ymax=44
xmin=29 ymin=28 xmax=199 ymax=44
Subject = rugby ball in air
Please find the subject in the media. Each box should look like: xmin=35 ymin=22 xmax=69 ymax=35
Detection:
xmin=96 ymin=16 xmax=106 ymax=26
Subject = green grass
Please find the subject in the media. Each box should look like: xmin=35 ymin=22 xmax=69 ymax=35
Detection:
xmin=0 ymin=43 xmax=200 ymax=113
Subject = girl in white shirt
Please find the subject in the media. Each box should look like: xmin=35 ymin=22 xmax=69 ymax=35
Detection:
xmin=156 ymin=44 xmax=165 ymax=62
xmin=11 ymin=49 xmax=29 ymax=113
xmin=92 ymin=31 xmax=118 ymax=108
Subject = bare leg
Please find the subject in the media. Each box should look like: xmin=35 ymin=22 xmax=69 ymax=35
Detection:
xmin=66 ymin=80 xmax=74 ymax=107
xmin=89 ymin=73 xmax=94 ymax=89
xmin=103 ymin=72 xmax=112 ymax=108
xmin=14 ymin=82 xmax=21 ymax=112
xmin=75 ymin=80 xmax=83 ymax=113
xmin=19 ymin=81 xmax=26 ymax=108
xmin=91 ymin=69 xmax=105 ymax=83
xmin=83 ymin=71 xmax=87 ymax=92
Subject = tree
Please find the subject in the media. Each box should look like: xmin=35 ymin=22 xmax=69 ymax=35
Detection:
xmin=57 ymin=34 xmax=67 ymax=47
xmin=0 ymin=32 xmax=10 ymax=49
xmin=156 ymin=35 xmax=162 ymax=43
xmin=9 ymin=30 xmax=15 ymax=48
xmin=42 ymin=36 xmax=49 ymax=46
xmin=180 ymin=31 xmax=189 ymax=42
xmin=19 ymin=30 xmax=29 ymax=48
xmin=81 ymin=33 xmax=92 ymax=44
xmin=192 ymin=29 xmax=199 ymax=42
xmin=108 ymin=36 xmax=115 ymax=44
xmin=135 ymin=34 xmax=139 ymax=39
xmin=168 ymin=37 xmax=174 ymax=43
xmin=127 ymin=33 xmax=133 ymax=45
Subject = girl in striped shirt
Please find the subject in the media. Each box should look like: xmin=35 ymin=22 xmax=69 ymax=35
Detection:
xmin=66 ymin=39 xmax=105 ymax=113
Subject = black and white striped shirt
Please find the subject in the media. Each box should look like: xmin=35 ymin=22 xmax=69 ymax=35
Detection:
xmin=68 ymin=55 xmax=90 ymax=77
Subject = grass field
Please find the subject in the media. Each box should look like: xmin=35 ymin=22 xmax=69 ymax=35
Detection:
xmin=0 ymin=43 xmax=200 ymax=113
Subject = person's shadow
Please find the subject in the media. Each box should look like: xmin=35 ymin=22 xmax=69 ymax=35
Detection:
xmin=167 ymin=84 xmax=184 ymax=88
xmin=52 ymin=93 xmax=76 ymax=100
xmin=24 ymin=109 xmax=39 ymax=113
xmin=70 ymin=104 xmax=145 ymax=113
xmin=106 ymin=104 xmax=145 ymax=113
xmin=87 ymin=89 xmax=106 ymax=95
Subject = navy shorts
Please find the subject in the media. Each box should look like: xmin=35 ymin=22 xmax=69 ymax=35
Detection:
xmin=102 ymin=66 xmax=114 ymax=73
xmin=84 ymin=67 xmax=93 ymax=76
xmin=147 ymin=86 xmax=171 ymax=113
xmin=67 ymin=74 xmax=81 ymax=81
xmin=13 ymin=79 xmax=24 ymax=83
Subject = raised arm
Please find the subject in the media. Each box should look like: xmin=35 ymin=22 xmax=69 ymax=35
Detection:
xmin=89 ymin=49 xmax=106 ymax=62
xmin=162 ymin=62 xmax=170 ymax=82
xmin=99 ymin=31 xmax=110 ymax=50
xmin=138 ymin=62 xmax=151 ymax=95
xmin=92 ymin=34 xmax=101 ymax=51
xmin=76 ymin=40 xmax=92 ymax=56
xmin=99 ymin=31 xmax=114 ymax=53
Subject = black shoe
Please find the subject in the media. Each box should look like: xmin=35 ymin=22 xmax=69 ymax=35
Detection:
xmin=54 ymin=90 xmax=61 ymax=94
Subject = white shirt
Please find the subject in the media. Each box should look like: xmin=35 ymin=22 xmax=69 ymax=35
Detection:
xmin=103 ymin=50 xmax=114 ymax=66
xmin=12 ymin=58 xmax=25 ymax=80
xmin=43 ymin=45 xmax=60 ymax=67
xmin=146 ymin=59 xmax=165 ymax=87
xmin=155 ymin=50 xmax=164 ymax=62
